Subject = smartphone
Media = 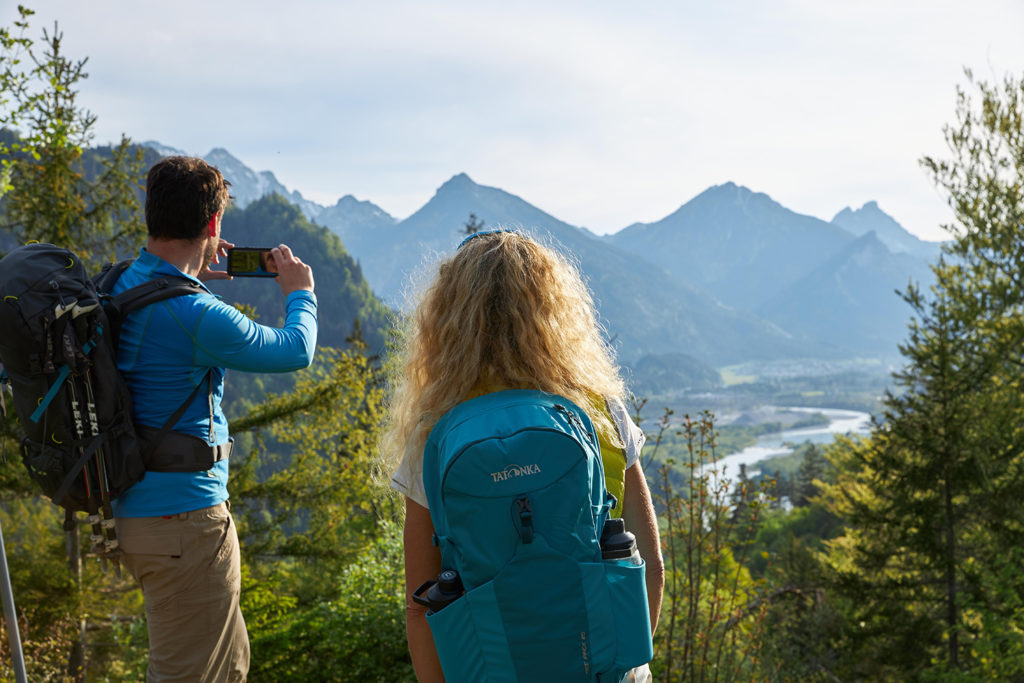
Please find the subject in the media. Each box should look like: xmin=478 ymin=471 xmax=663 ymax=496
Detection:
xmin=226 ymin=247 xmax=277 ymax=278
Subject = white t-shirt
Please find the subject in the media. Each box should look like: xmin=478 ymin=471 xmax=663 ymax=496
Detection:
xmin=390 ymin=395 xmax=645 ymax=509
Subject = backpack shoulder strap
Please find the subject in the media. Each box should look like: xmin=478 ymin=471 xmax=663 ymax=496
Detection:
xmin=99 ymin=272 xmax=205 ymax=345
xmin=94 ymin=259 xmax=135 ymax=294
xmin=95 ymin=259 xmax=205 ymax=315
xmin=110 ymin=276 xmax=205 ymax=317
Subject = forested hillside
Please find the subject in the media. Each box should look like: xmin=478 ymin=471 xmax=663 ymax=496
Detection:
xmin=212 ymin=194 xmax=391 ymax=353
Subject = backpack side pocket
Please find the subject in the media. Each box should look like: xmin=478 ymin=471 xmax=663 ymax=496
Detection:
xmin=426 ymin=580 xmax=515 ymax=683
xmin=581 ymin=560 xmax=654 ymax=676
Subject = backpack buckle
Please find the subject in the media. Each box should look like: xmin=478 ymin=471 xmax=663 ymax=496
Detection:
xmin=514 ymin=497 xmax=534 ymax=544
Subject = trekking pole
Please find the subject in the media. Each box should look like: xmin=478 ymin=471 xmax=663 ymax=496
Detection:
xmin=72 ymin=304 xmax=120 ymax=575
xmin=0 ymin=520 xmax=27 ymax=683
xmin=55 ymin=306 xmax=106 ymax=564
xmin=81 ymin=369 xmax=121 ymax=576
xmin=67 ymin=379 xmax=107 ymax=567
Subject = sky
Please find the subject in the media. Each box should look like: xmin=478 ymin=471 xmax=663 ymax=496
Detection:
xmin=4 ymin=1 xmax=1023 ymax=241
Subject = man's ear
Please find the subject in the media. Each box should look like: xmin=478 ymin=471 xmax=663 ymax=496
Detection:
xmin=207 ymin=213 xmax=219 ymax=237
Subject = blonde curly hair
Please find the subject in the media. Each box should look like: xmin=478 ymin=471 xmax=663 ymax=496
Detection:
xmin=380 ymin=230 xmax=625 ymax=479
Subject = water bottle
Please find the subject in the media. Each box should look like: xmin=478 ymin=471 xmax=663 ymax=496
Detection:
xmin=412 ymin=568 xmax=465 ymax=613
xmin=600 ymin=517 xmax=642 ymax=566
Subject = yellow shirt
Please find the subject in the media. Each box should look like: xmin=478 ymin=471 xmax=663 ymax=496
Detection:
xmin=597 ymin=400 xmax=627 ymax=519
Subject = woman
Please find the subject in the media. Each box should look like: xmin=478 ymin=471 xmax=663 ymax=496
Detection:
xmin=383 ymin=229 xmax=664 ymax=682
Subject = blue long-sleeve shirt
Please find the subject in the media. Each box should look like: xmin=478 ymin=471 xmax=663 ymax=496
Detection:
xmin=111 ymin=248 xmax=318 ymax=517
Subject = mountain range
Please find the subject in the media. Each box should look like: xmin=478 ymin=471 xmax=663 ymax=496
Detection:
xmin=146 ymin=144 xmax=944 ymax=373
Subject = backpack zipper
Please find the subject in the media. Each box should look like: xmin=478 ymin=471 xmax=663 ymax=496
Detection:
xmin=553 ymin=403 xmax=594 ymax=444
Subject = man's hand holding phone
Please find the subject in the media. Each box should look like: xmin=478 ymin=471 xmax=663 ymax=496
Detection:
xmin=269 ymin=244 xmax=315 ymax=296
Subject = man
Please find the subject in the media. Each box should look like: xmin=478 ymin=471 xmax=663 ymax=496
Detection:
xmin=112 ymin=156 xmax=317 ymax=681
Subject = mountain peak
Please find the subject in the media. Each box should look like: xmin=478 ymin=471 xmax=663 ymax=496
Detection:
xmin=316 ymin=193 xmax=396 ymax=235
xmin=833 ymin=201 xmax=884 ymax=223
xmin=140 ymin=140 xmax=185 ymax=157
xmin=438 ymin=173 xmax=477 ymax=192
xmin=705 ymin=181 xmax=744 ymax=196
xmin=205 ymin=147 xmax=242 ymax=163
xmin=831 ymin=201 xmax=940 ymax=259
xmin=698 ymin=181 xmax=775 ymax=206
xmin=332 ymin=193 xmax=394 ymax=219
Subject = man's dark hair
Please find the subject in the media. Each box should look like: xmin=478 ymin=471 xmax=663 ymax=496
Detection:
xmin=145 ymin=156 xmax=231 ymax=240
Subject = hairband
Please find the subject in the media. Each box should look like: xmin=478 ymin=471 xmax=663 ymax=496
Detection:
xmin=457 ymin=228 xmax=520 ymax=250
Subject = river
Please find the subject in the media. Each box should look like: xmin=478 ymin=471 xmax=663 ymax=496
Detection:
xmin=711 ymin=407 xmax=872 ymax=485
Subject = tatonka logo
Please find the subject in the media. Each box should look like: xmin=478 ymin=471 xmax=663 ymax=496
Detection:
xmin=490 ymin=463 xmax=542 ymax=482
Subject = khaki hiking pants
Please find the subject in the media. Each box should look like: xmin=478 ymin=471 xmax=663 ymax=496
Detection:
xmin=117 ymin=502 xmax=249 ymax=682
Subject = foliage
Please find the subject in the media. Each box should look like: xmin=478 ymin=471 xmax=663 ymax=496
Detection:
xmin=749 ymin=584 xmax=845 ymax=682
xmin=791 ymin=443 xmax=829 ymax=507
xmin=244 ymin=521 xmax=413 ymax=682
xmin=463 ymin=212 xmax=484 ymax=235
xmin=231 ymin=345 xmax=400 ymax=573
xmin=632 ymin=402 xmax=860 ymax=681
xmin=738 ymin=441 xmax=836 ymax=510
xmin=642 ymin=411 xmax=771 ymax=682
xmin=747 ymin=503 xmax=842 ymax=578
xmin=0 ymin=606 xmax=76 ymax=682
xmin=226 ymin=341 xmax=407 ymax=680
xmin=92 ymin=618 xmax=148 ymax=683
xmin=0 ymin=496 xmax=146 ymax=682
xmin=815 ymin=71 xmax=1024 ymax=679
xmin=0 ymin=5 xmax=35 ymax=199
xmin=0 ymin=7 xmax=145 ymax=269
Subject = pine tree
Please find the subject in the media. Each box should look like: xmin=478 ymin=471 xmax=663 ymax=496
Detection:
xmin=0 ymin=12 xmax=144 ymax=267
xmin=793 ymin=444 xmax=827 ymax=507
xmin=819 ymin=72 xmax=1024 ymax=679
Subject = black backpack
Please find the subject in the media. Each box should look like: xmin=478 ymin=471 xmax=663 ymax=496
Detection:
xmin=0 ymin=243 xmax=202 ymax=558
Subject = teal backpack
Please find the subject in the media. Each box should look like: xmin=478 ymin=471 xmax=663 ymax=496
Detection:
xmin=419 ymin=390 xmax=653 ymax=682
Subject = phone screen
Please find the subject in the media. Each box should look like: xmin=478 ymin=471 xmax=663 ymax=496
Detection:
xmin=227 ymin=248 xmax=277 ymax=277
